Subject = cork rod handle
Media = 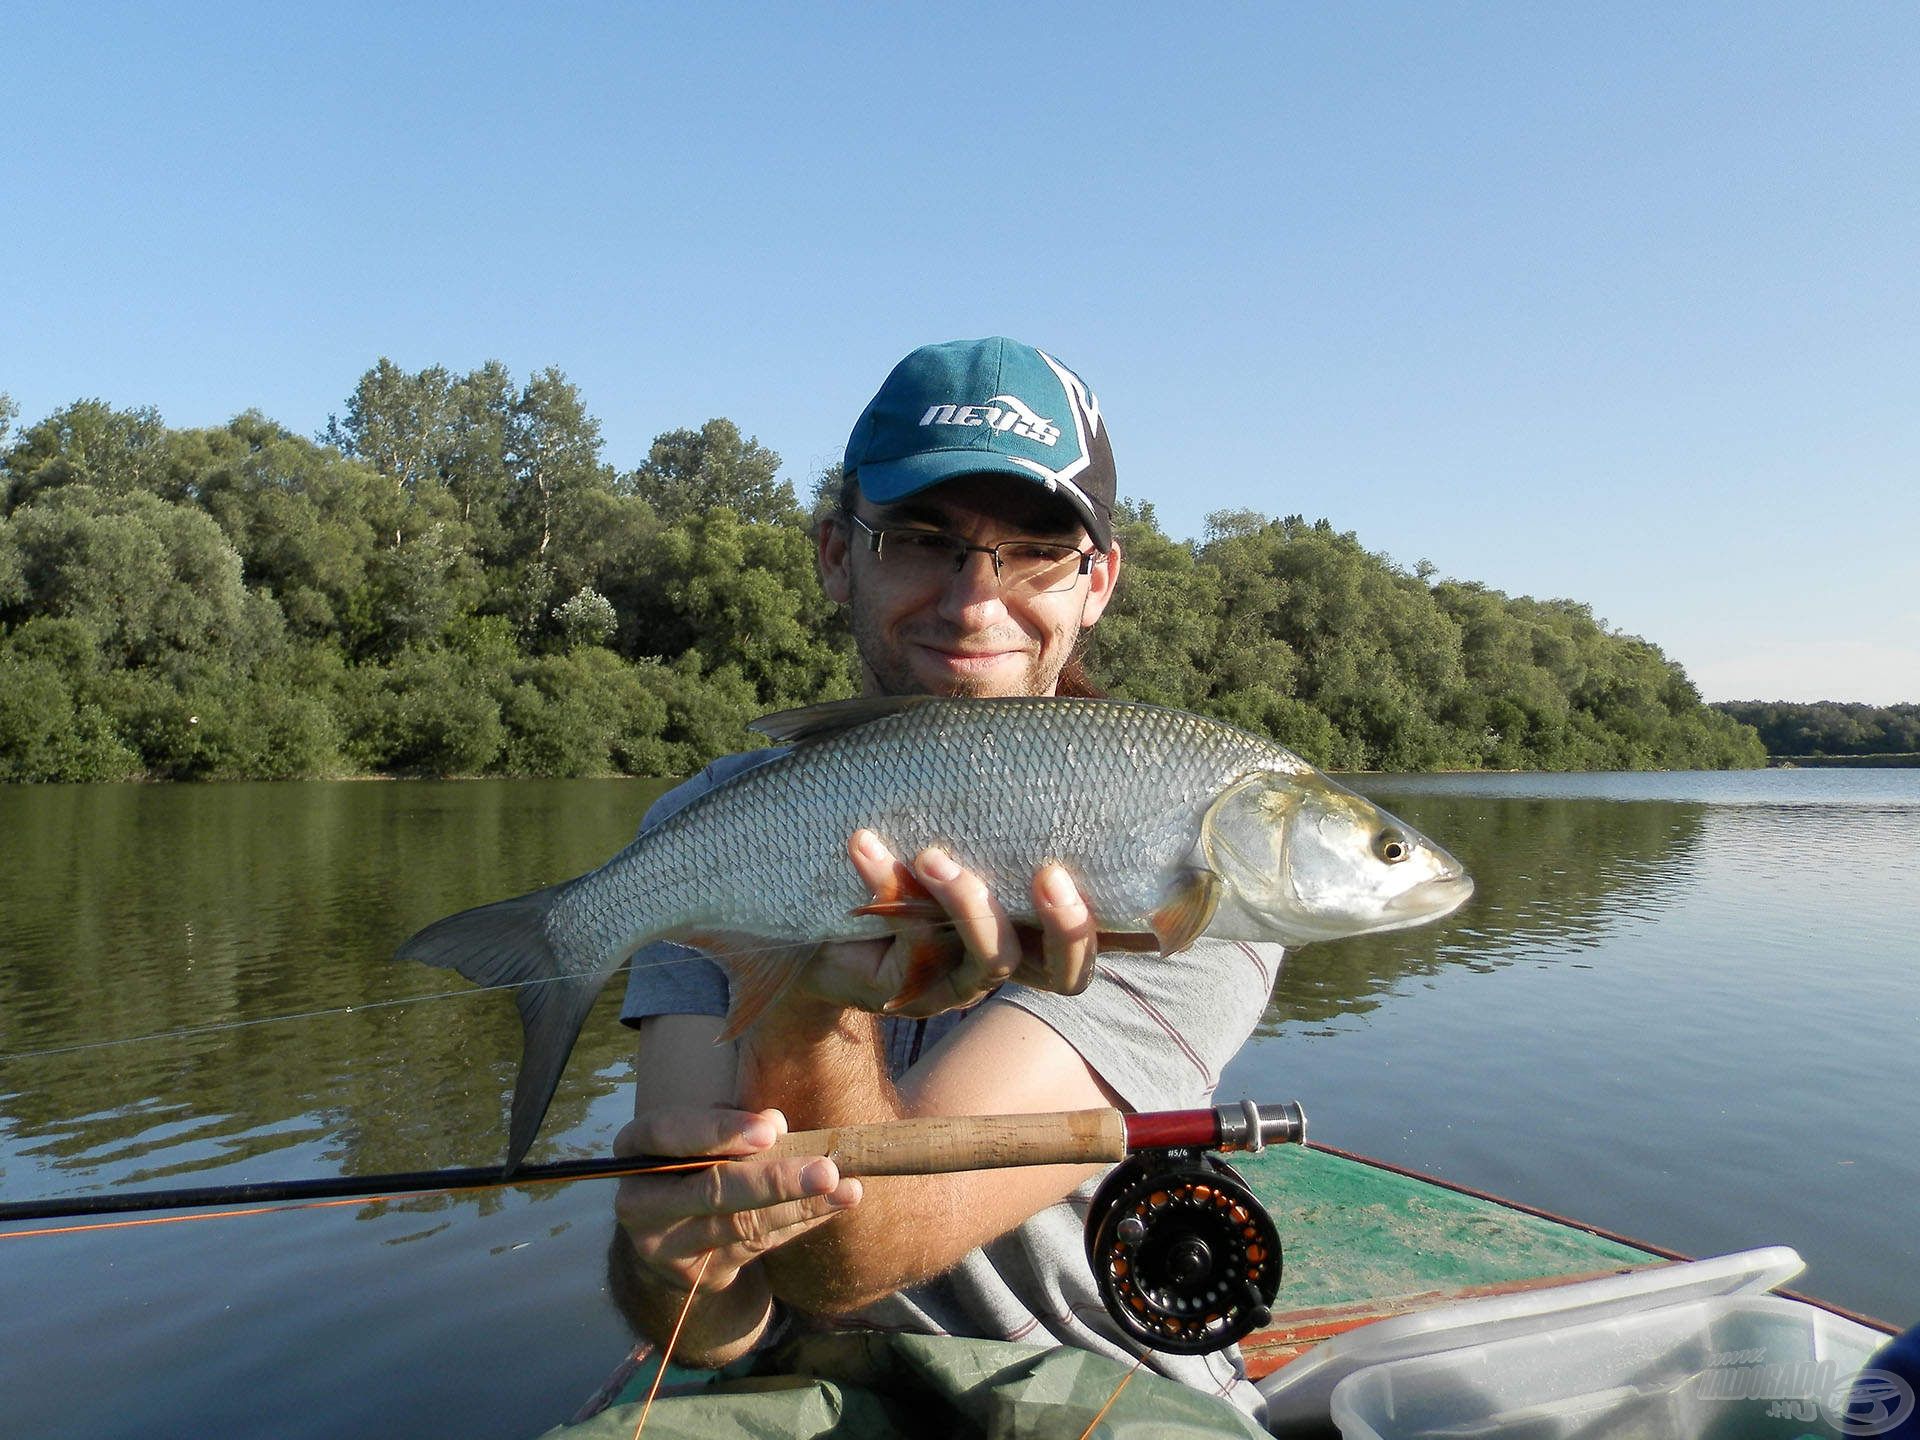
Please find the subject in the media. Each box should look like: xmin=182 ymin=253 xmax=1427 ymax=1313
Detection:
xmin=766 ymin=1107 xmax=1129 ymax=1177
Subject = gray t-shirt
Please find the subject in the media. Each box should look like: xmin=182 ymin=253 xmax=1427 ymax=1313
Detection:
xmin=618 ymin=748 xmax=1282 ymax=1416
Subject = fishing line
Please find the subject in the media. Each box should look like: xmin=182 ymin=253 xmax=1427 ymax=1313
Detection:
xmin=632 ymin=1249 xmax=714 ymax=1440
xmin=1075 ymin=1351 xmax=1147 ymax=1440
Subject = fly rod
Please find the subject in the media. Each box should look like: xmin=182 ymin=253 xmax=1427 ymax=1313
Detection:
xmin=0 ymin=1101 xmax=1305 ymax=1228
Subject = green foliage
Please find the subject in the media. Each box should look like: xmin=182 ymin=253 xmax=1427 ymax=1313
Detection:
xmin=1713 ymin=700 xmax=1920 ymax=757
xmin=0 ymin=625 xmax=143 ymax=782
xmin=2 ymin=486 xmax=253 ymax=667
xmin=551 ymin=586 xmax=618 ymax=649
xmin=628 ymin=418 xmax=801 ymax=526
xmin=625 ymin=506 xmax=856 ymax=708
xmin=1087 ymin=505 xmax=1765 ymax=773
xmin=0 ymin=365 xmax=1764 ymax=783
xmin=336 ymin=646 xmax=507 ymax=776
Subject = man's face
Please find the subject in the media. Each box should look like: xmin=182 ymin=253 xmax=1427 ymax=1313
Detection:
xmin=818 ymin=473 xmax=1121 ymax=699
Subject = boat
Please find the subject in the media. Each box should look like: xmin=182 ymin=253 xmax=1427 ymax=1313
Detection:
xmin=563 ymin=1140 xmax=1910 ymax=1438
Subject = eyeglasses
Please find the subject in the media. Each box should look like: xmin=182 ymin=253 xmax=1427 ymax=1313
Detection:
xmin=846 ymin=513 xmax=1099 ymax=595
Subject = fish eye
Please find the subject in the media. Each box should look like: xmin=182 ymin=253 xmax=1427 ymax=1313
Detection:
xmin=1374 ymin=831 xmax=1410 ymax=864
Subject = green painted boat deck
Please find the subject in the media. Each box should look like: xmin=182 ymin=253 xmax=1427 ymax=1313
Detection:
xmin=1234 ymin=1143 xmax=1659 ymax=1316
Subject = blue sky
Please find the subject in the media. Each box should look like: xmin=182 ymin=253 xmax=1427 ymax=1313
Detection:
xmin=6 ymin=4 xmax=1915 ymax=703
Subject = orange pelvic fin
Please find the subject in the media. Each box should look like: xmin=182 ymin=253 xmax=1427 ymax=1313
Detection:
xmin=1147 ymin=871 xmax=1222 ymax=957
xmin=851 ymin=898 xmax=947 ymax=921
xmin=882 ymin=931 xmax=964 ymax=1012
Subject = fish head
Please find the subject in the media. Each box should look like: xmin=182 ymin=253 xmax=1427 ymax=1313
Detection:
xmin=1205 ymin=772 xmax=1474 ymax=944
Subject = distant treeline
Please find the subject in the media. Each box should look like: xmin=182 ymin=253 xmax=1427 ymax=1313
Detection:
xmin=1711 ymin=700 xmax=1920 ymax=758
xmin=0 ymin=364 xmax=1764 ymax=782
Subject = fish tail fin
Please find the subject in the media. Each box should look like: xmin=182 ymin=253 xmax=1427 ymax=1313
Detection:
xmin=395 ymin=882 xmax=611 ymax=1172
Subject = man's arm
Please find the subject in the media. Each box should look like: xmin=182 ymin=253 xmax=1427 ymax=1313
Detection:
xmin=741 ymin=835 xmax=1119 ymax=1315
xmin=606 ymin=1013 xmax=859 ymax=1367
xmin=612 ymin=832 xmax=1113 ymax=1351
xmin=743 ymin=991 xmax=1118 ymax=1315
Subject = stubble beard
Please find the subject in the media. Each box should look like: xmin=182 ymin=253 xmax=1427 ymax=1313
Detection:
xmin=845 ymin=570 xmax=1080 ymax=699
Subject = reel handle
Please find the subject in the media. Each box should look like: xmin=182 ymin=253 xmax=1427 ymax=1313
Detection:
xmin=768 ymin=1107 xmax=1128 ymax=1176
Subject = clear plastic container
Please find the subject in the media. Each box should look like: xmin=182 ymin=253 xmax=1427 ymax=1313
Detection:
xmin=1261 ymin=1246 xmax=1805 ymax=1431
xmin=1328 ymin=1292 xmax=1888 ymax=1440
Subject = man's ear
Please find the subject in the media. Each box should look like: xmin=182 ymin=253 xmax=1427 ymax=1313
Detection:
xmin=817 ymin=513 xmax=852 ymax=604
xmin=1078 ymin=539 xmax=1121 ymax=626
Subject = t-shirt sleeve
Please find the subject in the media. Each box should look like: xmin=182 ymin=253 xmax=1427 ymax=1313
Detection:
xmin=614 ymin=752 xmax=786 ymax=1030
xmin=995 ymin=939 xmax=1281 ymax=1114
xmin=620 ymin=941 xmax=730 ymax=1026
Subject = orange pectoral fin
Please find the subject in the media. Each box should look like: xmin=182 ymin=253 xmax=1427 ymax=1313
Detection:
xmin=850 ymin=859 xmax=939 ymax=922
xmin=1147 ymin=870 xmax=1223 ymax=957
xmin=851 ymin=898 xmax=948 ymax=922
xmin=676 ymin=931 xmax=818 ymax=1042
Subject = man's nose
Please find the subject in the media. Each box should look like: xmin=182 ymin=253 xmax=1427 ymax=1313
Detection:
xmin=937 ymin=547 xmax=1009 ymax=619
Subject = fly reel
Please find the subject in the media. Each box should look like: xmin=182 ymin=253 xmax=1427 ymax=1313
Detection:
xmin=1083 ymin=1148 xmax=1282 ymax=1355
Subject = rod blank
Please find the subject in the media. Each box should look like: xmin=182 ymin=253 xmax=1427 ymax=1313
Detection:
xmin=0 ymin=1102 xmax=1301 ymax=1229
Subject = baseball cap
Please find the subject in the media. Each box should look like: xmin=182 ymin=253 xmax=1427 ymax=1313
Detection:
xmin=843 ymin=337 xmax=1116 ymax=551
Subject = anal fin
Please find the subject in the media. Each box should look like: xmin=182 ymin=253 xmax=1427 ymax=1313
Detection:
xmin=678 ymin=931 xmax=818 ymax=1042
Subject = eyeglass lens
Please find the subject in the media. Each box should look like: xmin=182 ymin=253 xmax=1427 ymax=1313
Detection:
xmin=853 ymin=517 xmax=1090 ymax=594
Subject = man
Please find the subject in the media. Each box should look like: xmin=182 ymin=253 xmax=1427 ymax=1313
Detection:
xmin=606 ymin=337 xmax=1281 ymax=1415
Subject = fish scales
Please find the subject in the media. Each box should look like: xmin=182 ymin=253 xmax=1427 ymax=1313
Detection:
xmin=552 ymin=699 xmax=1286 ymax=961
xmin=396 ymin=695 xmax=1469 ymax=1165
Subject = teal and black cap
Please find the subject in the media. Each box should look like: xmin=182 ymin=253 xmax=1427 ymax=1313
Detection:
xmin=843 ymin=337 xmax=1116 ymax=551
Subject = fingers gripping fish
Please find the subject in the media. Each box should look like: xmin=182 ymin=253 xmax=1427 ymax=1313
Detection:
xmin=395 ymin=696 xmax=1473 ymax=1168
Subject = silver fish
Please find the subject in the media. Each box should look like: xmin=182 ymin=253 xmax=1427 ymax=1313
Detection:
xmin=397 ymin=695 xmax=1472 ymax=1165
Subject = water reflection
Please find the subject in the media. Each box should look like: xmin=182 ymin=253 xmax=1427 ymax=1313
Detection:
xmin=1263 ymin=783 xmax=1708 ymax=1029
xmin=0 ymin=771 xmax=1911 ymax=1197
xmin=0 ymin=779 xmax=671 ymax=1194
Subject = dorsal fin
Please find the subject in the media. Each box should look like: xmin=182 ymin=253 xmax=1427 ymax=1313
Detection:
xmin=749 ymin=695 xmax=939 ymax=746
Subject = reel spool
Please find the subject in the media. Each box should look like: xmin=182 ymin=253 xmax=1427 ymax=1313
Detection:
xmin=1083 ymin=1148 xmax=1282 ymax=1355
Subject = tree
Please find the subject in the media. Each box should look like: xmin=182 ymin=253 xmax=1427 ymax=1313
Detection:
xmin=2 ymin=487 xmax=254 ymax=669
xmin=322 ymin=359 xmax=457 ymax=500
xmin=0 ymin=369 xmax=1770 ymax=783
xmin=1085 ymin=500 xmax=1221 ymax=710
xmin=181 ymin=413 xmax=385 ymax=639
xmin=629 ymin=506 xmax=856 ymax=709
xmin=627 ymin=418 xmax=801 ymax=527
xmin=2 ymin=400 xmax=180 ymax=512
xmin=503 ymin=367 xmax=616 ymax=564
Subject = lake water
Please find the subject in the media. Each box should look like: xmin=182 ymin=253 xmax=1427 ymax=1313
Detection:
xmin=1 ymin=769 xmax=1915 ymax=1437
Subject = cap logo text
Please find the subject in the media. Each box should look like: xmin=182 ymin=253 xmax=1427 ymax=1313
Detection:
xmin=918 ymin=394 xmax=1062 ymax=447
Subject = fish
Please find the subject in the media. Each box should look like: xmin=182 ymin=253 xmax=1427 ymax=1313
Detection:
xmin=396 ymin=695 xmax=1472 ymax=1166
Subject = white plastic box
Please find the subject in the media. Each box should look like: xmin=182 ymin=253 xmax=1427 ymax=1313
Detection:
xmin=1261 ymin=1246 xmax=1812 ymax=1431
xmin=1328 ymin=1291 xmax=1888 ymax=1440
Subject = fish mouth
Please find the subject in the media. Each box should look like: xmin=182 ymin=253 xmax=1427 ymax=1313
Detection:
xmin=1384 ymin=872 xmax=1475 ymax=925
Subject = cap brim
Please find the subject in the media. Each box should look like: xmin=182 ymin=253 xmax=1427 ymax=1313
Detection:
xmin=855 ymin=450 xmax=1113 ymax=552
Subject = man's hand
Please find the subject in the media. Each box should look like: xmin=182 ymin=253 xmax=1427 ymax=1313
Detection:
xmin=609 ymin=1103 xmax=860 ymax=1358
xmin=796 ymin=830 xmax=1099 ymax=1018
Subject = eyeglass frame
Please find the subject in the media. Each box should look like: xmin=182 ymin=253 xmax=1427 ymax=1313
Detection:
xmin=842 ymin=511 xmax=1102 ymax=589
